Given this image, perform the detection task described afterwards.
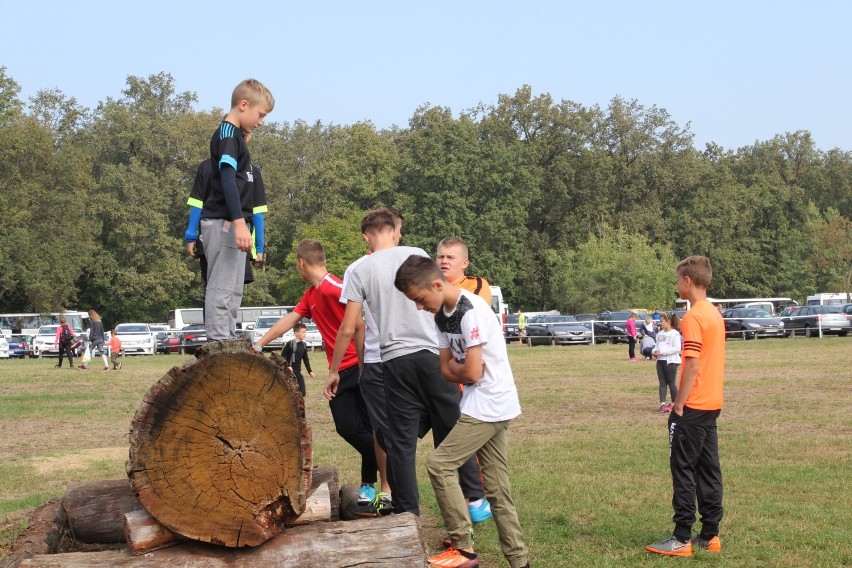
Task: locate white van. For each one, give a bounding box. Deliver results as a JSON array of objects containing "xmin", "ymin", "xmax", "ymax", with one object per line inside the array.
[{"xmin": 806, "ymin": 293, "xmax": 849, "ymax": 306}]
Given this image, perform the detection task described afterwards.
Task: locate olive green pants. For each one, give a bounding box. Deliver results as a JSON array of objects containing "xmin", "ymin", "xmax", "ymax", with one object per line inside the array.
[{"xmin": 427, "ymin": 414, "xmax": 529, "ymax": 568}]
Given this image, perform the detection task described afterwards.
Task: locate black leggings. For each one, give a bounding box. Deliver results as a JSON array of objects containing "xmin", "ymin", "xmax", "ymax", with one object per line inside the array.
[
  {"xmin": 656, "ymin": 360, "xmax": 679, "ymax": 403},
  {"xmin": 57, "ymin": 341, "xmax": 74, "ymax": 367}
]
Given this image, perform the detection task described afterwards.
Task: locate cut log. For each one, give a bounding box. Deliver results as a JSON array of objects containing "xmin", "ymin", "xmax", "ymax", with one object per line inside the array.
[
  {"xmin": 62, "ymin": 479, "xmax": 142, "ymax": 544},
  {"xmin": 126, "ymin": 340, "xmax": 313, "ymax": 547},
  {"xmin": 20, "ymin": 513, "xmax": 426, "ymax": 567},
  {"xmin": 125, "ymin": 482, "xmax": 332, "ymax": 554},
  {"xmin": 123, "ymin": 509, "xmax": 184, "ymax": 555}
]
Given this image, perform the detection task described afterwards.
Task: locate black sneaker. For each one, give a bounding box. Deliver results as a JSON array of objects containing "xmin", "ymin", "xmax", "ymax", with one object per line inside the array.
[{"xmin": 374, "ymin": 493, "xmax": 394, "ymax": 516}]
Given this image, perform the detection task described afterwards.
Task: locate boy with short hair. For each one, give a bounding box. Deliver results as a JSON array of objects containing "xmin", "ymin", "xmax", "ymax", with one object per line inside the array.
[
  {"xmin": 282, "ymin": 322, "xmax": 314, "ymax": 396},
  {"xmin": 394, "ymin": 255, "xmax": 530, "ymax": 568},
  {"xmin": 646, "ymin": 255, "xmax": 726, "ymax": 557},
  {"xmin": 330, "ymin": 209, "xmax": 485, "ymax": 518},
  {"xmin": 202, "ymin": 79, "xmax": 274, "ymax": 341},
  {"xmin": 106, "ymin": 330, "xmax": 122, "ymax": 370},
  {"xmin": 436, "ymin": 237, "xmax": 491, "ymax": 306},
  {"xmin": 254, "ymin": 239, "xmax": 380, "ymax": 511}
]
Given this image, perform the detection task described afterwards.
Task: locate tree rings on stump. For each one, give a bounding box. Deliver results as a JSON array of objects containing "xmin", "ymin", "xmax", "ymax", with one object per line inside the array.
[{"xmin": 126, "ymin": 340, "xmax": 312, "ymax": 547}]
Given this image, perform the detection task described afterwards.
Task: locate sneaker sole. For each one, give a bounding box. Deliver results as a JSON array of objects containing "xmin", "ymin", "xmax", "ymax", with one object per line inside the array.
[{"xmin": 645, "ymin": 545, "xmax": 692, "ymax": 557}]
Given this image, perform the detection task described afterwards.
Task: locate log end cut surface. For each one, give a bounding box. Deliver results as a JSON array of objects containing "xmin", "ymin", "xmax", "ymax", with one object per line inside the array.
[{"xmin": 126, "ymin": 340, "xmax": 312, "ymax": 547}]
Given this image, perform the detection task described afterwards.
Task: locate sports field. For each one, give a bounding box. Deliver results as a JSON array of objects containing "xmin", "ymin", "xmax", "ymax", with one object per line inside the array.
[{"xmin": 1, "ymin": 338, "xmax": 849, "ymax": 566}]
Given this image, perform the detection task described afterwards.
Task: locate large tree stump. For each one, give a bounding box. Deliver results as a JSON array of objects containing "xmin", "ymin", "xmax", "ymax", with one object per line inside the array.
[
  {"xmin": 19, "ymin": 513, "xmax": 426, "ymax": 567},
  {"xmin": 126, "ymin": 340, "xmax": 312, "ymax": 547}
]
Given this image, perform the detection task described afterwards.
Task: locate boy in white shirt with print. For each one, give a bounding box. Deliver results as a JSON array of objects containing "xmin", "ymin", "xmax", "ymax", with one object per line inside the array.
[{"xmin": 394, "ymin": 255, "xmax": 530, "ymax": 568}]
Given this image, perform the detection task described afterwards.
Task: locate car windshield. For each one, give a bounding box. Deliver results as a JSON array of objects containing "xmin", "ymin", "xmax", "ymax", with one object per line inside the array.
[
  {"xmin": 37, "ymin": 326, "xmax": 59, "ymax": 335},
  {"xmin": 741, "ymin": 309, "xmax": 771, "ymax": 318},
  {"xmin": 550, "ymin": 316, "xmax": 578, "ymax": 324},
  {"xmin": 256, "ymin": 316, "xmax": 280, "ymax": 328},
  {"xmin": 505, "ymin": 315, "xmax": 519, "ymax": 324},
  {"xmin": 117, "ymin": 325, "xmax": 149, "ymax": 333},
  {"xmin": 816, "ymin": 306, "xmax": 842, "ymax": 314},
  {"xmin": 606, "ymin": 312, "xmax": 633, "ymax": 321},
  {"xmin": 574, "ymin": 314, "xmax": 595, "ymax": 321}
]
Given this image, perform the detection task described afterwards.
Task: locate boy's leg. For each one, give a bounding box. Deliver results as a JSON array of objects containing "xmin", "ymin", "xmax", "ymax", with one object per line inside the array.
[
  {"xmin": 669, "ymin": 408, "xmax": 710, "ymax": 540},
  {"xmin": 415, "ymin": 354, "xmax": 484, "ymax": 503},
  {"xmin": 426, "ymin": 415, "xmax": 496, "ymax": 550},
  {"xmin": 328, "ymin": 366, "xmax": 377, "ymax": 484},
  {"xmin": 382, "ymin": 355, "xmax": 432, "ymax": 515},
  {"xmin": 358, "ymin": 363, "xmax": 392, "ymax": 494},
  {"xmin": 695, "ymin": 411, "xmax": 723, "ymax": 538},
  {"xmin": 476, "ymin": 418, "xmax": 529, "ymax": 568},
  {"xmin": 202, "ymin": 219, "xmax": 246, "ymax": 341}
]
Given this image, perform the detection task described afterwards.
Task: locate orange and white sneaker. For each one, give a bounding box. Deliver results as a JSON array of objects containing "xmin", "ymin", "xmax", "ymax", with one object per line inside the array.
[
  {"xmin": 428, "ymin": 547, "xmax": 480, "ymax": 567},
  {"xmin": 645, "ymin": 535, "xmax": 692, "ymax": 556},
  {"xmin": 691, "ymin": 534, "xmax": 722, "ymax": 552}
]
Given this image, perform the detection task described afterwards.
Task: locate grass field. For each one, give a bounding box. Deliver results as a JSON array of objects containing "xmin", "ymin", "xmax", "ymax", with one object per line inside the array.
[{"xmin": 1, "ymin": 338, "xmax": 850, "ymax": 566}]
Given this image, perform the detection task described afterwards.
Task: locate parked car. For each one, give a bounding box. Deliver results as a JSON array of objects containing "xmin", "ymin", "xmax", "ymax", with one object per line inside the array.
[
  {"xmin": 148, "ymin": 325, "xmax": 178, "ymax": 354},
  {"xmin": 778, "ymin": 306, "xmax": 801, "ymax": 319},
  {"xmin": 503, "ymin": 314, "xmax": 520, "ymax": 343},
  {"xmin": 0, "ymin": 335, "xmax": 8, "ymax": 359},
  {"xmin": 114, "ymin": 323, "xmax": 156, "ymax": 355},
  {"xmin": 842, "ymin": 304, "xmax": 852, "ymax": 317},
  {"xmin": 7, "ymin": 334, "xmax": 31, "ymax": 358},
  {"xmin": 784, "ymin": 306, "xmax": 851, "ymax": 337},
  {"xmin": 179, "ymin": 324, "xmax": 207, "ymax": 355},
  {"xmin": 573, "ymin": 314, "xmax": 609, "ymax": 344},
  {"xmin": 31, "ymin": 325, "xmax": 85, "ymax": 358},
  {"xmin": 525, "ymin": 315, "xmax": 593, "ymax": 346},
  {"xmin": 303, "ymin": 320, "xmax": 323, "ymax": 350},
  {"xmin": 722, "ymin": 308, "xmax": 786, "ymax": 339},
  {"xmin": 252, "ymin": 316, "xmax": 293, "ymax": 351},
  {"xmin": 598, "ymin": 311, "xmax": 633, "ymax": 343}
]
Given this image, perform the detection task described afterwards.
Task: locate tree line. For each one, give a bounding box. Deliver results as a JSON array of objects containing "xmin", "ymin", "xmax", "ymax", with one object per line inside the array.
[{"xmin": 1, "ymin": 69, "xmax": 849, "ymax": 327}]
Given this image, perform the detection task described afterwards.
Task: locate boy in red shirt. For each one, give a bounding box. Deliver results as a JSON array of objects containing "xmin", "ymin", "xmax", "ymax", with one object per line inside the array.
[
  {"xmin": 254, "ymin": 239, "xmax": 381, "ymax": 510},
  {"xmin": 646, "ymin": 256, "xmax": 725, "ymax": 557}
]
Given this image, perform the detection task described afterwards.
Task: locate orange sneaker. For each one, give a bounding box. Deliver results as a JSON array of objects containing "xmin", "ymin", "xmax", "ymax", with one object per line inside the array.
[
  {"xmin": 691, "ymin": 534, "xmax": 721, "ymax": 552},
  {"xmin": 645, "ymin": 536, "xmax": 692, "ymax": 556},
  {"xmin": 428, "ymin": 547, "xmax": 480, "ymax": 567}
]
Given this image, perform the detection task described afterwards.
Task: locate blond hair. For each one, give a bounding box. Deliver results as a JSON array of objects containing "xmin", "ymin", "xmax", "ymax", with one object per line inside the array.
[{"xmin": 231, "ymin": 79, "xmax": 275, "ymax": 111}]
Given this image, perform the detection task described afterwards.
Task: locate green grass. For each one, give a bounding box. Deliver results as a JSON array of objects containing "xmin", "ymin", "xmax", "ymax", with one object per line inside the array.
[{"xmin": 1, "ymin": 339, "xmax": 850, "ymax": 566}]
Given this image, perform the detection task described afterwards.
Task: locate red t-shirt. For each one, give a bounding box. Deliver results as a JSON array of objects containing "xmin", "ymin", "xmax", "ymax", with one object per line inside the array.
[{"xmin": 294, "ymin": 273, "xmax": 358, "ymax": 371}]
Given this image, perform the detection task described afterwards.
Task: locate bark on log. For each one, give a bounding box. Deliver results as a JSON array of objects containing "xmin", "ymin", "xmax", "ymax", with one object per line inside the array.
[
  {"xmin": 126, "ymin": 340, "xmax": 312, "ymax": 547},
  {"xmin": 0, "ymin": 498, "xmax": 66, "ymax": 568},
  {"xmin": 62, "ymin": 479, "xmax": 142, "ymax": 544},
  {"xmin": 19, "ymin": 513, "xmax": 426, "ymax": 567}
]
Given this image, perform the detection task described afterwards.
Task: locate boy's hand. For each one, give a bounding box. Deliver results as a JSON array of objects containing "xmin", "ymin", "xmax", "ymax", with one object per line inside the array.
[
  {"xmin": 252, "ymin": 253, "xmax": 265, "ymax": 266},
  {"xmin": 324, "ymin": 372, "xmax": 340, "ymax": 400},
  {"xmin": 234, "ymin": 222, "xmax": 252, "ymax": 252},
  {"xmin": 309, "ymin": 371, "xmax": 316, "ymax": 378}
]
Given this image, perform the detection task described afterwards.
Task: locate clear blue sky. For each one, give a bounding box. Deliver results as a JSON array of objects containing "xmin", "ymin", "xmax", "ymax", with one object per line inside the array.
[{"xmin": 2, "ymin": 0, "xmax": 849, "ymax": 151}]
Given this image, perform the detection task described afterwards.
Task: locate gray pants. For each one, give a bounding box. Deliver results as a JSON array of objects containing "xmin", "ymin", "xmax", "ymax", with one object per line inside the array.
[{"xmin": 200, "ymin": 218, "xmax": 246, "ymax": 340}]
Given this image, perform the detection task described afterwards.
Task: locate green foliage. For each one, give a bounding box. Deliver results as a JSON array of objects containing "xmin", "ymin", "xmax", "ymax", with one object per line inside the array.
[
  {"xmin": 550, "ymin": 226, "xmax": 678, "ymax": 313},
  {"xmin": 0, "ymin": 70, "xmax": 849, "ymax": 321}
]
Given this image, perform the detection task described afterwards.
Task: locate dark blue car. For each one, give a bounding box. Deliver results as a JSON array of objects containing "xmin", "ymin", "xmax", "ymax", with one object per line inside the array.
[{"xmin": 8, "ymin": 334, "xmax": 31, "ymax": 358}]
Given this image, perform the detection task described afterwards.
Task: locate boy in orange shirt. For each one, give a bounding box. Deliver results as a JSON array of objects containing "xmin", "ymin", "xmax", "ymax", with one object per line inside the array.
[
  {"xmin": 646, "ymin": 256, "xmax": 725, "ymax": 557},
  {"xmin": 106, "ymin": 331, "xmax": 123, "ymax": 370}
]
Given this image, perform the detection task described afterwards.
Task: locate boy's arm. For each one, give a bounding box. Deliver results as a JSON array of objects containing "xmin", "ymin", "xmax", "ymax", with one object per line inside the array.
[
  {"xmin": 302, "ymin": 347, "xmax": 312, "ymax": 375},
  {"xmin": 439, "ymin": 344, "xmax": 485, "ymax": 385},
  {"xmin": 251, "ymin": 207, "xmax": 266, "ymax": 264},
  {"xmin": 672, "ymin": 357, "xmax": 698, "ymax": 415},
  {"xmin": 184, "ymin": 204, "xmax": 203, "ymax": 256},
  {"xmin": 220, "ymin": 164, "xmax": 252, "ymax": 252},
  {"xmin": 256, "ymin": 312, "xmax": 302, "ymax": 349},
  {"xmin": 326, "ymin": 301, "xmax": 362, "ymax": 399}
]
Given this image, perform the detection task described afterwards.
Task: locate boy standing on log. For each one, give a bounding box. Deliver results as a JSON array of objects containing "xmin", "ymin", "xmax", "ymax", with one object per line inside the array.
[
  {"xmin": 202, "ymin": 79, "xmax": 273, "ymax": 341},
  {"xmin": 254, "ymin": 239, "xmax": 380, "ymax": 507},
  {"xmin": 394, "ymin": 255, "xmax": 530, "ymax": 568}
]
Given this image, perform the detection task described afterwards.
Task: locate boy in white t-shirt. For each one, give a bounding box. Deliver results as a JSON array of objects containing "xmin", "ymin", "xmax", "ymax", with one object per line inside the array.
[{"xmin": 394, "ymin": 255, "xmax": 530, "ymax": 568}]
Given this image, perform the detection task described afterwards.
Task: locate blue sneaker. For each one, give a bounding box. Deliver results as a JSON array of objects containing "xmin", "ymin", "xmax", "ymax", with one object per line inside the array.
[
  {"xmin": 468, "ymin": 499, "xmax": 492, "ymax": 523},
  {"xmin": 354, "ymin": 484, "xmax": 377, "ymax": 517}
]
